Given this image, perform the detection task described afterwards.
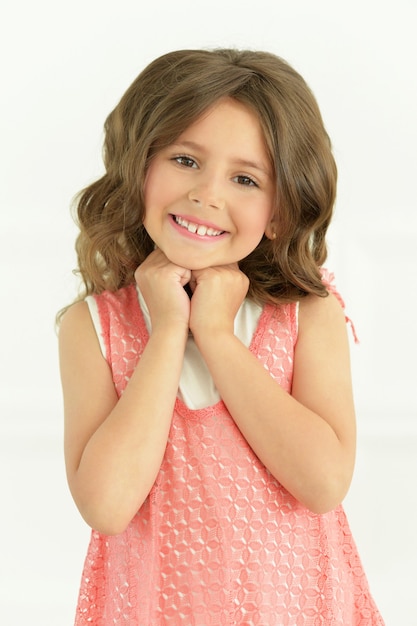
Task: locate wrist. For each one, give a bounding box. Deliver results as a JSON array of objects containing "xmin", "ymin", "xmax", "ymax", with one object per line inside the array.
[
  {"xmin": 151, "ymin": 318, "xmax": 190, "ymax": 340},
  {"xmin": 192, "ymin": 325, "xmax": 235, "ymax": 352}
]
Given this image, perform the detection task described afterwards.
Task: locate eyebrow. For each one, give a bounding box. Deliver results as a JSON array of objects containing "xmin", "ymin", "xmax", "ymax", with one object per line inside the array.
[{"xmin": 172, "ymin": 140, "xmax": 272, "ymax": 178}]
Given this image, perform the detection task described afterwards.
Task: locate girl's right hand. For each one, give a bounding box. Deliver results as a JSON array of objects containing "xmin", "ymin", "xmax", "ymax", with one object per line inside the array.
[{"xmin": 134, "ymin": 249, "xmax": 191, "ymax": 332}]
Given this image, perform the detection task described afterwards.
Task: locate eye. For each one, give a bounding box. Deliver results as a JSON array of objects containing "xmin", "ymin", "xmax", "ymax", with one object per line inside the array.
[
  {"xmin": 172, "ymin": 155, "xmax": 198, "ymax": 168},
  {"xmin": 234, "ymin": 174, "xmax": 259, "ymax": 187}
]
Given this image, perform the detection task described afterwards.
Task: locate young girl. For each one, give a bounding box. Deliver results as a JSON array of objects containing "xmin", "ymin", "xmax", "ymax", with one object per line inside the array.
[{"xmin": 59, "ymin": 49, "xmax": 384, "ymax": 625}]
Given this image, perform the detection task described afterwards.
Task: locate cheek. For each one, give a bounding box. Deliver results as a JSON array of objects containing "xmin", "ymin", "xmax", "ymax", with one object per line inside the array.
[
  {"xmin": 144, "ymin": 167, "xmax": 183, "ymax": 211},
  {"xmin": 143, "ymin": 167, "xmax": 158, "ymax": 206},
  {"xmin": 243, "ymin": 206, "xmax": 273, "ymax": 237}
]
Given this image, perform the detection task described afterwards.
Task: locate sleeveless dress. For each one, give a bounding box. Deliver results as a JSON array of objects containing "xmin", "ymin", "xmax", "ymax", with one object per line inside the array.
[{"xmin": 74, "ymin": 282, "xmax": 384, "ymax": 625}]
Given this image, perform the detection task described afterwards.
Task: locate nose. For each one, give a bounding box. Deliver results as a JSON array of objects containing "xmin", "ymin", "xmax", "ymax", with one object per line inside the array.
[{"xmin": 187, "ymin": 179, "xmax": 225, "ymax": 211}]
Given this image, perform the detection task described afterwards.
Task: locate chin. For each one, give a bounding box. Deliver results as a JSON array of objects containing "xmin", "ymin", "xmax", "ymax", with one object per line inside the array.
[{"xmin": 162, "ymin": 250, "xmax": 214, "ymax": 271}]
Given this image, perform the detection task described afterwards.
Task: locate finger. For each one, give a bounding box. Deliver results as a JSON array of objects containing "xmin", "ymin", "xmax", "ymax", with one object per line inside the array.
[{"xmin": 177, "ymin": 267, "xmax": 192, "ymax": 286}]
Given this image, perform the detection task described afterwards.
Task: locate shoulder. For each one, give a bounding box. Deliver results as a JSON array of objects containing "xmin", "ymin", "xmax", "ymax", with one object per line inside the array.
[
  {"xmin": 299, "ymin": 292, "xmax": 345, "ymax": 325},
  {"xmin": 59, "ymin": 298, "xmax": 115, "ymax": 408},
  {"xmin": 59, "ymin": 300, "xmax": 91, "ymax": 334},
  {"xmin": 59, "ymin": 300, "xmax": 101, "ymax": 355},
  {"xmin": 294, "ymin": 292, "xmax": 351, "ymax": 388},
  {"xmin": 297, "ymin": 292, "xmax": 348, "ymax": 352}
]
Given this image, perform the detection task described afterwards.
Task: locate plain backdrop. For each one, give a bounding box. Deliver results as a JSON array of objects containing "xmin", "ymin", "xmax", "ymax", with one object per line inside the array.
[{"xmin": 1, "ymin": 0, "xmax": 416, "ymax": 624}]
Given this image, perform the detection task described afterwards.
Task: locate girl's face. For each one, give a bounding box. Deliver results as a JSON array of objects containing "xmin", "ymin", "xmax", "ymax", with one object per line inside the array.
[{"xmin": 143, "ymin": 98, "xmax": 276, "ymax": 270}]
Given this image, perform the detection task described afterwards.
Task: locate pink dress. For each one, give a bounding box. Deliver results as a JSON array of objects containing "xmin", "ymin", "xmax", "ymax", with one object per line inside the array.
[{"xmin": 74, "ymin": 283, "xmax": 384, "ymax": 625}]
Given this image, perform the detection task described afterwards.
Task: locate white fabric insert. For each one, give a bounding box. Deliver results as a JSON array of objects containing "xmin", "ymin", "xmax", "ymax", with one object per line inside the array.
[{"xmin": 86, "ymin": 287, "xmax": 262, "ymax": 410}]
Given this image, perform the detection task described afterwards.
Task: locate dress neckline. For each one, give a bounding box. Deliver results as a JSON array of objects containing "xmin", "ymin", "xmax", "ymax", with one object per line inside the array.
[{"xmin": 129, "ymin": 283, "xmax": 276, "ymax": 418}]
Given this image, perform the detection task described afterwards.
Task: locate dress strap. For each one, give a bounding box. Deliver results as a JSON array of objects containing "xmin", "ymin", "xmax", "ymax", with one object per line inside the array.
[{"xmin": 321, "ymin": 268, "xmax": 359, "ymax": 343}]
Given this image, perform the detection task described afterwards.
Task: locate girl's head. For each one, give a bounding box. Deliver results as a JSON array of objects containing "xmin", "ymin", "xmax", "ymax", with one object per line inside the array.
[{"xmin": 75, "ymin": 48, "xmax": 337, "ymax": 302}]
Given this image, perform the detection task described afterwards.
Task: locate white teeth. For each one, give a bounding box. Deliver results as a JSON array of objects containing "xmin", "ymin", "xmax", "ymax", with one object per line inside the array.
[{"xmin": 174, "ymin": 216, "xmax": 223, "ymax": 237}]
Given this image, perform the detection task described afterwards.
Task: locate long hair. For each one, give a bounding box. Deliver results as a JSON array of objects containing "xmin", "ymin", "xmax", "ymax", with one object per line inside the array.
[{"xmin": 71, "ymin": 48, "xmax": 337, "ymax": 308}]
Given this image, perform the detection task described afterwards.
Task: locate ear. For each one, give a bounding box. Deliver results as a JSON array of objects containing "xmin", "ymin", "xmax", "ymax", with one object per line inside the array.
[{"xmin": 264, "ymin": 221, "xmax": 277, "ymax": 240}]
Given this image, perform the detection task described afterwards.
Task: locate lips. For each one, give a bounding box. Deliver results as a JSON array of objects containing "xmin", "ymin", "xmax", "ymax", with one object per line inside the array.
[{"xmin": 172, "ymin": 215, "xmax": 225, "ymax": 237}]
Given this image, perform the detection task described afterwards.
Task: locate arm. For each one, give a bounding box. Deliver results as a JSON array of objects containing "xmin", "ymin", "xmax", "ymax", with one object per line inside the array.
[
  {"xmin": 59, "ymin": 251, "xmax": 190, "ymax": 535},
  {"xmin": 190, "ymin": 267, "xmax": 356, "ymax": 514}
]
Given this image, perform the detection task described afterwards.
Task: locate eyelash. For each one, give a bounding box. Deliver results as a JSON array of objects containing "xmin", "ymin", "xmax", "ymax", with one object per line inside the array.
[{"xmin": 172, "ymin": 155, "xmax": 259, "ymax": 188}]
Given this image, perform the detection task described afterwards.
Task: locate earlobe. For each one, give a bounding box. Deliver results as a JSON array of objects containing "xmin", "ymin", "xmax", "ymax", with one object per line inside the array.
[{"xmin": 265, "ymin": 223, "xmax": 277, "ymax": 240}]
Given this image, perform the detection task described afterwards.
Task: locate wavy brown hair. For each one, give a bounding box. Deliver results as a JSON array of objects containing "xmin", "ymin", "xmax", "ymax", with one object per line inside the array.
[{"xmin": 69, "ymin": 48, "xmax": 337, "ymax": 310}]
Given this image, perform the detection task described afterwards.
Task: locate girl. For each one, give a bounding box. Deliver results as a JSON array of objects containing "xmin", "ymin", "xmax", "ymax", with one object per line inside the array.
[{"xmin": 59, "ymin": 49, "xmax": 384, "ymax": 625}]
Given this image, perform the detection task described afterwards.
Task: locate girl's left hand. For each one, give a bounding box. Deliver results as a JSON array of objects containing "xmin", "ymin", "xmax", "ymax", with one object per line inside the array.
[{"xmin": 189, "ymin": 264, "xmax": 249, "ymax": 338}]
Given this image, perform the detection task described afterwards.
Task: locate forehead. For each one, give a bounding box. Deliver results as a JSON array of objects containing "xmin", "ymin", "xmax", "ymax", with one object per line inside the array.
[{"xmin": 180, "ymin": 97, "xmax": 262, "ymax": 134}]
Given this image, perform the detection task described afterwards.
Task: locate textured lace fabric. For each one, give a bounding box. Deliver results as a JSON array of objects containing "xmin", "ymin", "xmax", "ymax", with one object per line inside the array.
[{"xmin": 75, "ymin": 283, "xmax": 384, "ymax": 625}]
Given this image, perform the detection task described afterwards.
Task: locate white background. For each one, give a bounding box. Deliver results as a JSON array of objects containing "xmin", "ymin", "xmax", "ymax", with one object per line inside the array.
[{"xmin": 1, "ymin": 0, "xmax": 416, "ymax": 624}]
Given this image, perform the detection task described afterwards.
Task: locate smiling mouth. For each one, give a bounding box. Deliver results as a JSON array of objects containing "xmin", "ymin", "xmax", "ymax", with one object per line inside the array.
[{"xmin": 172, "ymin": 215, "xmax": 225, "ymax": 237}]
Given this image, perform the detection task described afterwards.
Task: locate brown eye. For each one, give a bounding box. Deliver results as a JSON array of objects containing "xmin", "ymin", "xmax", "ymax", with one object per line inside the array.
[
  {"xmin": 173, "ymin": 156, "xmax": 197, "ymax": 168},
  {"xmin": 234, "ymin": 175, "xmax": 258, "ymax": 187}
]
